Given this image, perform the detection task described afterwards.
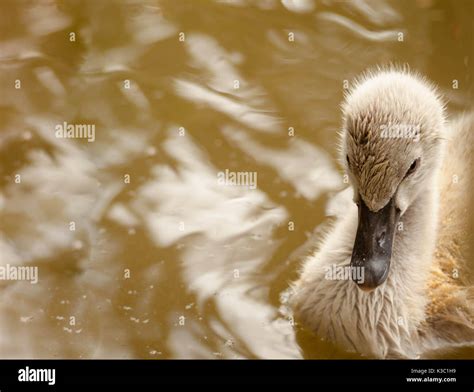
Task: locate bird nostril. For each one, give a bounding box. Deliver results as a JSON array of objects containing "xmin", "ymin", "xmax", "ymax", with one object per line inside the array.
[{"xmin": 377, "ymin": 231, "xmax": 386, "ymax": 247}]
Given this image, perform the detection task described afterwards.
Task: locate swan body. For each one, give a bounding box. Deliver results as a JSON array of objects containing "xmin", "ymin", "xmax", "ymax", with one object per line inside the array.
[{"xmin": 291, "ymin": 68, "xmax": 474, "ymax": 358}]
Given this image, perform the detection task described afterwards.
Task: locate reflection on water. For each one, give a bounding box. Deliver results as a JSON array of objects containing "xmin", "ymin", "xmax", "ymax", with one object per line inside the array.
[{"xmin": 0, "ymin": 0, "xmax": 472, "ymax": 358}]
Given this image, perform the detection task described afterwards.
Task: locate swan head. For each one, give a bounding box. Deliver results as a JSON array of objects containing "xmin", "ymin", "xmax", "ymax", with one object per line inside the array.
[{"xmin": 341, "ymin": 69, "xmax": 445, "ymax": 291}]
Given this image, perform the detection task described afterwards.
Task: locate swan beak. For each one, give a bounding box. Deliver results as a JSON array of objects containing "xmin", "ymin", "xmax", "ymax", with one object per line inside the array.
[{"xmin": 350, "ymin": 197, "xmax": 400, "ymax": 291}]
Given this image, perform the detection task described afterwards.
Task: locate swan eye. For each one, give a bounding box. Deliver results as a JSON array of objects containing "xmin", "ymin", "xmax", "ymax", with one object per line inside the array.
[{"xmin": 405, "ymin": 158, "xmax": 420, "ymax": 178}]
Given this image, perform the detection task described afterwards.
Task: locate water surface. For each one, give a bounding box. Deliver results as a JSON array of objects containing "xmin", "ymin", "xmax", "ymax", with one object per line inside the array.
[{"xmin": 0, "ymin": 0, "xmax": 472, "ymax": 358}]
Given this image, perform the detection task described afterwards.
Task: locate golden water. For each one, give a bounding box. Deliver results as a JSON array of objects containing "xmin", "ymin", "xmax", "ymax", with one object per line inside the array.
[{"xmin": 0, "ymin": 0, "xmax": 472, "ymax": 358}]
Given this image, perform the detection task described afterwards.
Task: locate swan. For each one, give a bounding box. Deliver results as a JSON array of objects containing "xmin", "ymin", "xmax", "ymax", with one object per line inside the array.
[{"xmin": 291, "ymin": 67, "xmax": 474, "ymax": 358}]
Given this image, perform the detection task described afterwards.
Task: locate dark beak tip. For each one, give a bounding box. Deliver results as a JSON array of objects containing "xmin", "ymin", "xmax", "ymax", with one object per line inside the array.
[
  {"xmin": 355, "ymin": 283, "xmax": 377, "ymax": 292},
  {"xmin": 351, "ymin": 260, "xmax": 390, "ymax": 291}
]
